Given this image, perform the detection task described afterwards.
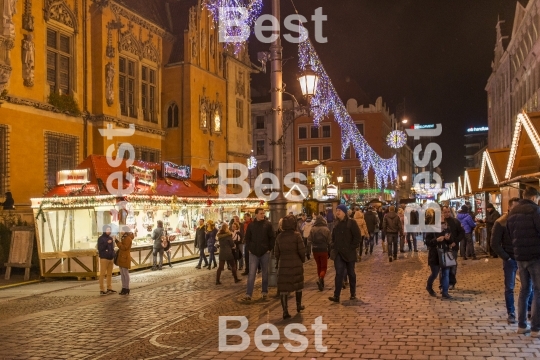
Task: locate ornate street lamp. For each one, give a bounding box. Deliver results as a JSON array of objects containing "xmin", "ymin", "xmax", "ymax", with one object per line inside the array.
[{"xmin": 298, "ymin": 65, "xmax": 319, "ymax": 101}]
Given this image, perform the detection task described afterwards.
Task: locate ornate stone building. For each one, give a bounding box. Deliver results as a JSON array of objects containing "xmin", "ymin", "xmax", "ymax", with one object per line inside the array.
[
  {"xmin": 487, "ymin": 0, "xmax": 540, "ymax": 149},
  {"xmin": 0, "ymin": 0, "xmax": 253, "ymax": 206}
]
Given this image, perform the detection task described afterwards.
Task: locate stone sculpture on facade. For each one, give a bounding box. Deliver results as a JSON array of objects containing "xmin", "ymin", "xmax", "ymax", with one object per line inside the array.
[
  {"xmin": 2, "ymin": 0, "xmax": 17, "ymax": 37},
  {"xmin": 105, "ymin": 62, "xmax": 114, "ymax": 106},
  {"xmin": 22, "ymin": 33, "xmax": 35, "ymax": 87}
]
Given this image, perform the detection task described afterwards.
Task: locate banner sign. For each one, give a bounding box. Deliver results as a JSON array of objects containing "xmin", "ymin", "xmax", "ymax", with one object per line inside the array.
[
  {"xmin": 129, "ymin": 166, "xmax": 156, "ymax": 186},
  {"xmin": 57, "ymin": 169, "xmax": 90, "ymax": 185},
  {"xmin": 204, "ymin": 174, "xmax": 219, "ymax": 187},
  {"xmin": 162, "ymin": 161, "xmax": 191, "ymax": 180}
]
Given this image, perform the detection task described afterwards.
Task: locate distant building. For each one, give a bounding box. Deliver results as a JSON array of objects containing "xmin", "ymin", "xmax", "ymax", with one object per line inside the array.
[
  {"xmin": 465, "ymin": 127, "xmax": 488, "ymax": 170},
  {"xmin": 487, "ymin": 0, "xmax": 540, "ymax": 149}
]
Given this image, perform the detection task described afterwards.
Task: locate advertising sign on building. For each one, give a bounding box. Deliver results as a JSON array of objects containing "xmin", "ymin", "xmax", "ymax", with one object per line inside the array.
[
  {"xmin": 129, "ymin": 166, "xmax": 156, "ymax": 186},
  {"xmin": 56, "ymin": 169, "xmax": 90, "ymax": 185}
]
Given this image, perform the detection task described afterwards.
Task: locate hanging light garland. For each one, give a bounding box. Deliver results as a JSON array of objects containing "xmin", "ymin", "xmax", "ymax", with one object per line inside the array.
[
  {"xmin": 299, "ymin": 40, "xmax": 397, "ymax": 188},
  {"xmin": 202, "ymin": 0, "xmax": 264, "ymax": 54},
  {"xmin": 386, "ymin": 130, "xmax": 407, "ymax": 149}
]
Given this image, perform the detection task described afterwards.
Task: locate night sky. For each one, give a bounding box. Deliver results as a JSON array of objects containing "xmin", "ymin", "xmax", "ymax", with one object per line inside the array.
[{"xmin": 249, "ymin": 0, "xmax": 526, "ymax": 182}]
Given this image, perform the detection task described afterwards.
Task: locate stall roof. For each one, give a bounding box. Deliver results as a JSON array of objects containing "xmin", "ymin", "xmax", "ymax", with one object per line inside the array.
[
  {"xmin": 457, "ymin": 176, "xmax": 464, "ymax": 197},
  {"xmin": 44, "ymin": 155, "xmax": 217, "ymax": 198},
  {"xmin": 463, "ymin": 169, "xmax": 480, "ymax": 195},
  {"xmin": 506, "ymin": 111, "xmax": 540, "ymax": 180},
  {"xmin": 479, "ymin": 149, "xmax": 509, "ymax": 190}
]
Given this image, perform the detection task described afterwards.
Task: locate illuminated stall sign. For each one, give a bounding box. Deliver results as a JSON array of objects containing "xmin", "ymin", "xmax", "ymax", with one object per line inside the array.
[
  {"xmin": 57, "ymin": 169, "xmax": 90, "ymax": 185},
  {"xmin": 162, "ymin": 162, "xmax": 191, "ymax": 180},
  {"xmin": 326, "ymin": 184, "xmax": 338, "ymax": 198},
  {"xmin": 129, "ymin": 166, "xmax": 156, "ymax": 186},
  {"xmin": 204, "ymin": 174, "xmax": 219, "ymax": 187}
]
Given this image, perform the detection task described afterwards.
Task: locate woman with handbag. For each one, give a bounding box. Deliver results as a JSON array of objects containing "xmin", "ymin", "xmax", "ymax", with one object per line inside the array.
[
  {"xmin": 231, "ymin": 222, "xmax": 243, "ymax": 270},
  {"xmin": 215, "ymin": 223, "xmax": 241, "ymax": 285},
  {"xmin": 206, "ymin": 220, "xmax": 218, "ymax": 269},
  {"xmin": 425, "ymin": 214, "xmax": 457, "ymax": 299},
  {"xmin": 115, "ymin": 226, "xmax": 134, "ymax": 295}
]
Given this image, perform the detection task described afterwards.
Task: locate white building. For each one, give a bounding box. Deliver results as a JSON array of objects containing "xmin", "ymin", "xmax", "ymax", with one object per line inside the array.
[{"xmin": 487, "ymin": 0, "xmax": 540, "ymax": 149}]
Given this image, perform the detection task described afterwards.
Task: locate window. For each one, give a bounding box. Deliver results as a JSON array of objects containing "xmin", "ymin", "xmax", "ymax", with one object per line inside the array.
[
  {"xmin": 342, "ymin": 169, "xmax": 351, "ymax": 183},
  {"xmin": 299, "ymin": 147, "xmax": 308, "ymax": 162},
  {"xmin": 256, "ymin": 116, "xmax": 265, "ymax": 129},
  {"xmin": 47, "ymin": 29, "xmax": 72, "ymax": 94},
  {"xmin": 140, "ymin": 148, "xmax": 160, "ymax": 162},
  {"xmin": 310, "ymin": 126, "xmax": 319, "ymax": 138},
  {"xmin": 299, "ymin": 170, "xmax": 308, "ymax": 185},
  {"xmin": 0, "ymin": 125, "xmax": 7, "ymax": 194},
  {"xmin": 344, "ymin": 145, "xmax": 351, "ymax": 159},
  {"xmin": 322, "ymin": 146, "xmax": 331, "ymax": 160},
  {"xmin": 119, "ymin": 56, "xmax": 136, "ymax": 118},
  {"xmin": 322, "ymin": 125, "xmax": 331, "ymax": 138},
  {"xmin": 298, "ymin": 126, "xmax": 307, "ymax": 139},
  {"xmin": 236, "ymin": 99, "xmax": 244, "ymax": 127},
  {"xmin": 355, "ymin": 168, "xmax": 364, "ymax": 183},
  {"xmin": 46, "ymin": 132, "xmax": 78, "ymax": 189},
  {"xmin": 310, "ymin": 147, "xmax": 319, "ymax": 161},
  {"xmin": 142, "ymin": 66, "xmax": 157, "ymax": 122},
  {"xmin": 256, "ymin": 140, "xmax": 265, "ymax": 155},
  {"xmin": 167, "ymin": 103, "xmax": 179, "ymax": 128},
  {"xmin": 355, "ymin": 123, "xmax": 364, "ymax": 136}
]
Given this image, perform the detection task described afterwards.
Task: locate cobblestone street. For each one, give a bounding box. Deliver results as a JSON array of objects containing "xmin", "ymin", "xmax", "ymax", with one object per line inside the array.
[{"xmin": 1, "ymin": 240, "xmax": 540, "ymax": 359}]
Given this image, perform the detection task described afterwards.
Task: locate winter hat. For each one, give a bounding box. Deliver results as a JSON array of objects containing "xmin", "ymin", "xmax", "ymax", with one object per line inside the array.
[
  {"xmin": 460, "ymin": 205, "xmax": 468, "ymax": 212},
  {"xmin": 336, "ymin": 204, "xmax": 348, "ymax": 214},
  {"xmin": 486, "ymin": 203, "xmax": 494, "ymax": 209}
]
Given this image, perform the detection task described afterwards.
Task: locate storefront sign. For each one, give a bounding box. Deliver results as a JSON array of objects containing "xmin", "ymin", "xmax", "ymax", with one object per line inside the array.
[
  {"xmin": 129, "ymin": 166, "xmax": 156, "ymax": 186},
  {"xmin": 204, "ymin": 174, "xmax": 219, "ymax": 187},
  {"xmin": 326, "ymin": 184, "xmax": 338, "ymax": 198},
  {"xmin": 467, "ymin": 126, "xmax": 488, "ymax": 133},
  {"xmin": 57, "ymin": 169, "xmax": 90, "ymax": 185},
  {"xmin": 162, "ymin": 161, "xmax": 191, "ymax": 180},
  {"xmin": 412, "ymin": 124, "xmax": 435, "ymax": 129}
]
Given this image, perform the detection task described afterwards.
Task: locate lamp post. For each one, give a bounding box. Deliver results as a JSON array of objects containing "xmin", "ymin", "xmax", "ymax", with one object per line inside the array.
[
  {"xmin": 267, "ymin": 0, "xmax": 319, "ymax": 287},
  {"xmin": 337, "ymin": 176, "xmax": 343, "ymax": 204}
]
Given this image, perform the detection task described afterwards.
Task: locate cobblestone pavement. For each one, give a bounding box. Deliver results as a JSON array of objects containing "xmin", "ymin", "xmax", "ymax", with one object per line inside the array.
[{"xmin": 1, "ymin": 239, "xmax": 540, "ymax": 359}]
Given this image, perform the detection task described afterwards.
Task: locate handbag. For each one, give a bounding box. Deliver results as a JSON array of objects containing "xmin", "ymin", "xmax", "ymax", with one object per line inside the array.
[
  {"xmin": 113, "ymin": 249, "xmax": 119, "ymax": 266},
  {"xmin": 437, "ymin": 247, "xmax": 456, "ymax": 268}
]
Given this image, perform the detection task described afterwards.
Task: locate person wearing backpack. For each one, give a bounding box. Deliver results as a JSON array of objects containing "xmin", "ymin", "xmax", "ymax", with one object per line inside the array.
[
  {"xmin": 328, "ymin": 204, "xmax": 362, "ymax": 303},
  {"xmin": 308, "ymin": 215, "xmax": 331, "ymax": 291}
]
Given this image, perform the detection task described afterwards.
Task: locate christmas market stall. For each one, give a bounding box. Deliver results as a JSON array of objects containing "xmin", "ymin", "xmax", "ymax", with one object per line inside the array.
[
  {"xmin": 31, "ymin": 155, "xmax": 260, "ymax": 279},
  {"xmin": 478, "ymin": 149, "xmax": 509, "ymax": 213},
  {"xmin": 500, "ymin": 111, "xmax": 540, "ymax": 212}
]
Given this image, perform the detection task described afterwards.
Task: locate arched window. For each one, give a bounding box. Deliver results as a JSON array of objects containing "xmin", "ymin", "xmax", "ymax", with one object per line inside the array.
[{"xmin": 168, "ymin": 103, "xmax": 179, "ymax": 127}]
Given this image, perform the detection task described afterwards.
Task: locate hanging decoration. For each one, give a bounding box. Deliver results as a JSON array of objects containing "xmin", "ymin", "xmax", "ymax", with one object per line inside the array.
[
  {"xmin": 386, "ymin": 130, "xmax": 407, "ymax": 149},
  {"xmin": 247, "ymin": 155, "xmax": 257, "ymax": 170},
  {"xmin": 299, "ymin": 39, "xmax": 397, "ymax": 188},
  {"xmin": 202, "ymin": 0, "xmax": 263, "ymax": 54}
]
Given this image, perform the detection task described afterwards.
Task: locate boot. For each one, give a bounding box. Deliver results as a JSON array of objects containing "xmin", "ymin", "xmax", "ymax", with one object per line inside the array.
[
  {"xmin": 320, "ymin": 277, "xmax": 324, "ymax": 289},
  {"xmin": 216, "ymin": 268, "xmax": 222, "ymax": 285},
  {"xmin": 119, "ymin": 288, "xmax": 126, "ymax": 295},
  {"xmin": 317, "ymin": 277, "xmax": 323, "ymax": 291},
  {"xmin": 296, "ymin": 291, "xmax": 305, "ymax": 312},
  {"xmin": 281, "ymin": 294, "xmax": 291, "ymax": 319},
  {"xmin": 125, "ymin": 289, "xmax": 130, "ymax": 295}
]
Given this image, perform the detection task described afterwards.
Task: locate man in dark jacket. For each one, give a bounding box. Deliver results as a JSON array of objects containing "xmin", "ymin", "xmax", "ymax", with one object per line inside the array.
[
  {"xmin": 328, "ymin": 204, "xmax": 362, "ymax": 303},
  {"xmin": 492, "ymin": 197, "xmax": 533, "ymax": 324},
  {"xmin": 507, "ymin": 186, "xmax": 540, "ymax": 336},
  {"xmin": 98, "ymin": 224, "xmax": 115, "ymax": 295},
  {"xmin": 486, "ymin": 203, "xmax": 501, "ymax": 258},
  {"xmin": 383, "ymin": 206, "xmax": 403, "ymax": 262},
  {"xmin": 242, "ymin": 208, "xmax": 275, "ymax": 302},
  {"xmin": 441, "ymin": 206, "xmax": 464, "ymax": 289},
  {"xmin": 364, "ymin": 207, "xmax": 379, "ymax": 253},
  {"xmin": 152, "ymin": 220, "xmax": 165, "ymax": 271},
  {"xmin": 195, "ymin": 219, "xmax": 208, "ymax": 269}
]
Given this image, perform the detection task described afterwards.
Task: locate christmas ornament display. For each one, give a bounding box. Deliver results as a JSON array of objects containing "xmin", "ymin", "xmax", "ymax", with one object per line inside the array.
[{"xmin": 386, "ymin": 130, "xmax": 407, "ymax": 149}]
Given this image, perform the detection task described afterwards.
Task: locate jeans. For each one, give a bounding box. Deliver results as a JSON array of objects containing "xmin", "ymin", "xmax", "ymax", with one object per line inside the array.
[
  {"xmin": 387, "ymin": 233, "xmax": 398, "ymax": 258},
  {"xmin": 333, "ymin": 253, "xmax": 356, "ymax": 298},
  {"xmin": 428, "ymin": 265, "xmax": 450, "ymax": 294},
  {"xmin": 502, "ymin": 259, "xmax": 533, "ymax": 315},
  {"xmin": 237, "ymin": 244, "xmax": 244, "ymax": 269},
  {"xmin": 374, "ymin": 231, "xmax": 379, "ymax": 245},
  {"xmin": 246, "ymin": 252, "xmax": 270, "ymax": 297},
  {"xmin": 364, "ymin": 233, "xmax": 374, "ymax": 253},
  {"xmin": 209, "ymin": 250, "xmax": 217, "ymax": 267},
  {"xmin": 517, "ymin": 258, "xmax": 540, "ymax": 331},
  {"xmin": 313, "ymin": 251, "xmax": 328, "ymax": 278},
  {"xmin": 119, "ymin": 267, "xmax": 130, "ymax": 289},
  {"xmin": 99, "ymin": 258, "xmax": 113, "ymax": 291},
  {"xmin": 406, "ymin": 232, "xmax": 417, "ymax": 251},
  {"xmin": 381, "ymin": 229, "xmax": 386, "ymax": 242},
  {"xmin": 165, "ymin": 250, "xmax": 172, "ymax": 265},
  {"xmin": 153, "ymin": 247, "xmax": 164, "ymax": 268},
  {"xmin": 197, "ymin": 248, "xmax": 208, "ymax": 267},
  {"xmin": 244, "ymin": 245, "xmax": 250, "ymax": 272},
  {"xmin": 460, "ymin": 233, "xmax": 475, "ymax": 258}
]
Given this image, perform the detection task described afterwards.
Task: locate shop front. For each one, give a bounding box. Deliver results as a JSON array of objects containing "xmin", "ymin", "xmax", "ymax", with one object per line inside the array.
[{"xmin": 31, "ymin": 155, "xmax": 260, "ymax": 279}]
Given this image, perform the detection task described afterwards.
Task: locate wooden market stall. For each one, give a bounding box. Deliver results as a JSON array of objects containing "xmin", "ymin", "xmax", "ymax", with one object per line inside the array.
[
  {"xmin": 478, "ymin": 148, "xmax": 509, "ymax": 213},
  {"xmin": 31, "ymin": 155, "xmax": 260, "ymax": 279}
]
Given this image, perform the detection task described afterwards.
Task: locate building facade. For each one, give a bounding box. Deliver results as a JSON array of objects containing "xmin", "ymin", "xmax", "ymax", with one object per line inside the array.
[
  {"xmin": 0, "ymin": 0, "xmax": 252, "ymax": 206},
  {"xmin": 465, "ymin": 129, "xmax": 488, "ymax": 170},
  {"xmin": 487, "ymin": 0, "xmax": 540, "ymax": 149}
]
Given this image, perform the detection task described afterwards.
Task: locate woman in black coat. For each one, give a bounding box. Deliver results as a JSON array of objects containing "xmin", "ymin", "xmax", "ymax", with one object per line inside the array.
[
  {"xmin": 425, "ymin": 215, "xmax": 458, "ymax": 299},
  {"xmin": 275, "ymin": 215, "xmax": 306, "ymax": 319}
]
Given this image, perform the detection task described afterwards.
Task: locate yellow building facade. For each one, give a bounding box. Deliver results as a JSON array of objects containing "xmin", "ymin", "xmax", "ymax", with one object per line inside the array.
[{"xmin": 0, "ymin": 0, "xmax": 253, "ymax": 208}]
